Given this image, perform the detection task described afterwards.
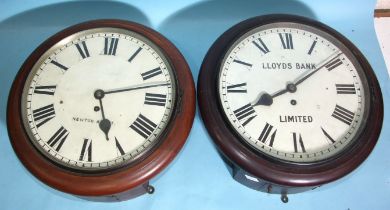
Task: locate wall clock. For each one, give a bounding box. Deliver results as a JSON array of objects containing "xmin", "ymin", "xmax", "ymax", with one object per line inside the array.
[
  {"xmin": 7, "ymin": 19, "xmax": 195, "ymax": 201},
  {"xmin": 198, "ymin": 14, "xmax": 383, "ymax": 202}
]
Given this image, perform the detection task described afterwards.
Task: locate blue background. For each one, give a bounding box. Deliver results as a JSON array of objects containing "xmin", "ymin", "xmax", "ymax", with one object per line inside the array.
[{"xmin": 1, "ymin": 0, "xmax": 389, "ymax": 209}]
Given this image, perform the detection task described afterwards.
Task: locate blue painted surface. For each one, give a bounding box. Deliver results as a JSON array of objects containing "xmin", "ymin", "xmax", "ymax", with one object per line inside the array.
[{"xmin": 0, "ymin": 0, "xmax": 389, "ymax": 209}]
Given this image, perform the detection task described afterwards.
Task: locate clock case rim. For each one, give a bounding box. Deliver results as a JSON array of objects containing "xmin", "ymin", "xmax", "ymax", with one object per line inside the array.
[
  {"xmin": 198, "ymin": 14, "xmax": 383, "ymax": 188},
  {"xmin": 7, "ymin": 19, "xmax": 196, "ymax": 197}
]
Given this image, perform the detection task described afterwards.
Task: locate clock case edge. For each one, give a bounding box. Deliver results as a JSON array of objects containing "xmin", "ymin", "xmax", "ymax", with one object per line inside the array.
[
  {"xmin": 7, "ymin": 19, "xmax": 196, "ymax": 201},
  {"xmin": 197, "ymin": 14, "xmax": 383, "ymax": 194}
]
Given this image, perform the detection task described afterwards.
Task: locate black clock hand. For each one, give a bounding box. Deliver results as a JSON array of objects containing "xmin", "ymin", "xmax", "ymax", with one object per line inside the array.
[
  {"xmin": 252, "ymin": 84, "xmax": 295, "ymax": 106},
  {"xmin": 104, "ymin": 82, "xmax": 170, "ymax": 95},
  {"xmin": 93, "ymin": 82, "xmax": 169, "ymax": 138},
  {"xmin": 253, "ymin": 51, "xmax": 342, "ymax": 106},
  {"xmin": 94, "ymin": 90, "xmax": 111, "ymax": 141},
  {"xmin": 293, "ymin": 51, "xmax": 342, "ymax": 86}
]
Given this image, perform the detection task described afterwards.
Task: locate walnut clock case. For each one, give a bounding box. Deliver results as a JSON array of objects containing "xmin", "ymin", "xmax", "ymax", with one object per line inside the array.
[
  {"xmin": 7, "ymin": 20, "xmax": 195, "ymax": 201},
  {"xmin": 198, "ymin": 15, "xmax": 383, "ymax": 201}
]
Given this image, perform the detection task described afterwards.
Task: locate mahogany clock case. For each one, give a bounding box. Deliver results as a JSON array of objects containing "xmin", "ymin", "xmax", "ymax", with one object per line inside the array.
[
  {"xmin": 7, "ymin": 19, "xmax": 196, "ymax": 201},
  {"xmin": 198, "ymin": 14, "xmax": 383, "ymax": 193}
]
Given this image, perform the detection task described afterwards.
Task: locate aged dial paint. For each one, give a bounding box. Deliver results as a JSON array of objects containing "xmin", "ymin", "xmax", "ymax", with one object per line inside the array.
[
  {"xmin": 22, "ymin": 28, "xmax": 176, "ymax": 171},
  {"xmin": 219, "ymin": 23, "xmax": 368, "ymax": 162}
]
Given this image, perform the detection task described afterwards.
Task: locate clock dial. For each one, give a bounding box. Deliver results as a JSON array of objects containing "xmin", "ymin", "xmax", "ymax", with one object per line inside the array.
[
  {"xmin": 8, "ymin": 20, "xmax": 195, "ymax": 200},
  {"xmin": 21, "ymin": 28, "xmax": 176, "ymax": 171},
  {"xmin": 218, "ymin": 23, "xmax": 368, "ymax": 162},
  {"xmin": 199, "ymin": 14, "xmax": 382, "ymax": 196}
]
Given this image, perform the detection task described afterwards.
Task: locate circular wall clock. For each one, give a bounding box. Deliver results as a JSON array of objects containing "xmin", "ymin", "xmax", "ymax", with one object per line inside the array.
[
  {"xmin": 7, "ymin": 19, "xmax": 195, "ymax": 201},
  {"xmin": 198, "ymin": 14, "xmax": 383, "ymax": 202}
]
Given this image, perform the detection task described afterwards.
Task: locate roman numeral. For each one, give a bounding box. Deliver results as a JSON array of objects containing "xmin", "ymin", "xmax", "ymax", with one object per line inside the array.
[
  {"xmin": 233, "ymin": 59, "xmax": 252, "ymax": 67},
  {"xmin": 308, "ymin": 40, "xmax": 317, "ymax": 55},
  {"xmin": 104, "ymin": 37, "xmax": 119, "ymax": 55},
  {"xmin": 325, "ymin": 58, "xmax": 342, "ymax": 71},
  {"xmin": 32, "ymin": 104, "xmax": 55, "ymax": 128},
  {"xmin": 79, "ymin": 138, "xmax": 92, "ymax": 162},
  {"xmin": 332, "ymin": 104, "xmax": 355, "ymax": 125},
  {"xmin": 233, "ymin": 103, "xmax": 257, "ymax": 126},
  {"xmin": 130, "ymin": 114, "xmax": 157, "ymax": 139},
  {"xmin": 128, "ymin": 47, "xmax": 142, "ymax": 62},
  {"xmin": 50, "ymin": 60, "xmax": 68, "ymax": 71},
  {"xmin": 145, "ymin": 93, "xmax": 167, "ymax": 106},
  {"xmin": 321, "ymin": 127, "xmax": 335, "ymax": 144},
  {"xmin": 279, "ymin": 33, "xmax": 293, "ymax": 49},
  {"xmin": 252, "ymin": 38, "xmax": 270, "ymax": 54},
  {"xmin": 34, "ymin": 85, "xmax": 56, "ymax": 95},
  {"xmin": 115, "ymin": 137, "xmax": 125, "ymax": 156},
  {"xmin": 75, "ymin": 41, "xmax": 90, "ymax": 59},
  {"xmin": 293, "ymin": 132, "xmax": 306, "ymax": 153},
  {"xmin": 336, "ymin": 84, "xmax": 356, "ymax": 94},
  {"xmin": 258, "ymin": 123, "xmax": 277, "ymax": 147},
  {"xmin": 47, "ymin": 126, "xmax": 69, "ymax": 152},
  {"xmin": 141, "ymin": 67, "xmax": 162, "ymax": 80},
  {"xmin": 227, "ymin": 83, "xmax": 247, "ymax": 93}
]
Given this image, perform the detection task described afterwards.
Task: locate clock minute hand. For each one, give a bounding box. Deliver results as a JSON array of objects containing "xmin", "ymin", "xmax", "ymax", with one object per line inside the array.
[
  {"xmin": 104, "ymin": 82, "xmax": 170, "ymax": 95},
  {"xmin": 293, "ymin": 51, "xmax": 342, "ymax": 86}
]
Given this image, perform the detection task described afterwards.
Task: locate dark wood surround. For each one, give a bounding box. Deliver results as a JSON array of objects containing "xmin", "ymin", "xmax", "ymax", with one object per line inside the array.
[{"xmin": 197, "ymin": 15, "xmax": 383, "ymax": 194}]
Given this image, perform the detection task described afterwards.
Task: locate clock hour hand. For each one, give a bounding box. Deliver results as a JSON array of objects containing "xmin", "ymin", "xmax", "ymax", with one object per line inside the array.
[
  {"xmin": 94, "ymin": 89, "xmax": 111, "ymax": 141},
  {"xmin": 252, "ymin": 84, "xmax": 294, "ymax": 106},
  {"xmin": 104, "ymin": 82, "xmax": 170, "ymax": 95}
]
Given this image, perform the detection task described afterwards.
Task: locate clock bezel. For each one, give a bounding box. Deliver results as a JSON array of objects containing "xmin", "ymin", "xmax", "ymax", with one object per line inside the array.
[
  {"xmin": 198, "ymin": 14, "xmax": 383, "ymax": 187},
  {"xmin": 7, "ymin": 19, "xmax": 195, "ymax": 197}
]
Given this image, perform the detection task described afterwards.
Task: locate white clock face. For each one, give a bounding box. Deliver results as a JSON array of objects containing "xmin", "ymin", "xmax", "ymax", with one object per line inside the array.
[
  {"xmin": 21, "ymin": 28, "xmax": 176, "ymax": 171},
  {"xmin": 218, "ymin": 23, "xmax": 369, "ymax": 162}
]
